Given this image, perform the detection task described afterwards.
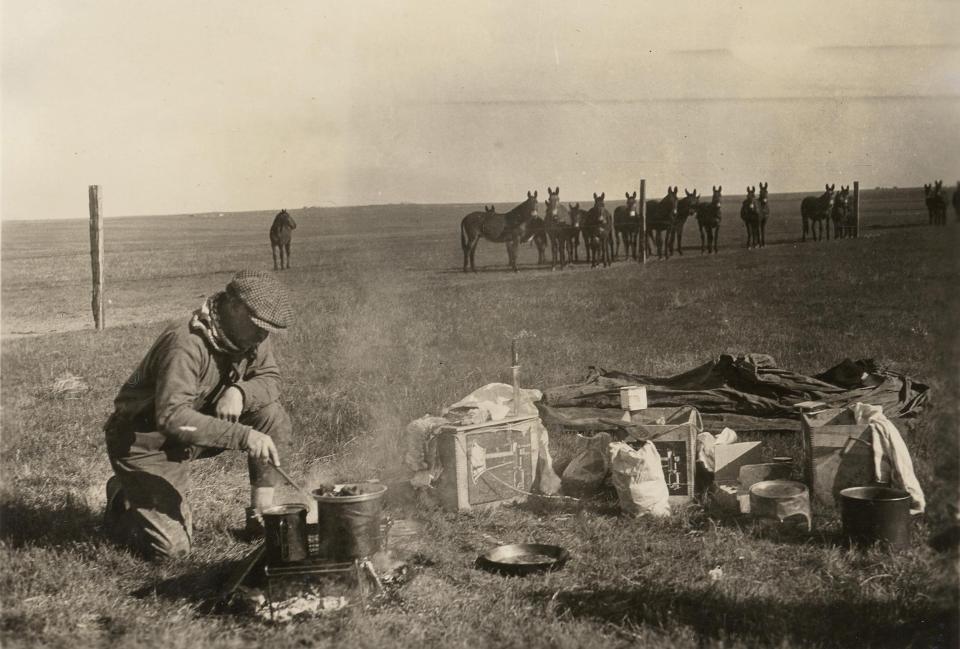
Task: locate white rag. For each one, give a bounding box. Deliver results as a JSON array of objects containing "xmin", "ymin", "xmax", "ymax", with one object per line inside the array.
[{"xmin": 851, "ymin": 402, "xmax": 926, "ymax": 514}]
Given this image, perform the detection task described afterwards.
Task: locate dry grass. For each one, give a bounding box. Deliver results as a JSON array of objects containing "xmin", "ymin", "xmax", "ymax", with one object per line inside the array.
[{"xmin": 1, "ymin": 190, "xmax": 958, "ymax": 648}]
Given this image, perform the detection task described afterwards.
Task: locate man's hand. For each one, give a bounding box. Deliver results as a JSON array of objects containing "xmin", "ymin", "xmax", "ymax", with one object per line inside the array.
[
  {"xmin": 216, "ymin": 386, "xmax": 244, "ymax": 422},
  {"xmin": 245, "ymin": 429, "xmax": 280, "ymax": 466}
]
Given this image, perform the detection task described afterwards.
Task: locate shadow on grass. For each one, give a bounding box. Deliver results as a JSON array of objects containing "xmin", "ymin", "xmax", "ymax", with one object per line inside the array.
[
  {"xmin": 0, "ymin": 497, "xmax": 103, "ymax": 549},
  {"xmin": 531, "ymin": 576, "xmax": 958, "ymax": 648},
  {"xmin": 129, "ymin": 558, "xmax": 244, "ymax": 612}
]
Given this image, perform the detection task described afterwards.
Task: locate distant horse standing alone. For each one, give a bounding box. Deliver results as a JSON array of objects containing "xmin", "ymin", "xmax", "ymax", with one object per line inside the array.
[
  {"xmin": 696, "ymin": 186, "xmax": 722, "ymax": 254},
  {"xmin": 270, "ymin": 209, "xmax": 297, "ymax": 270},
  {"xmin": 800, "ymin": 184, "xmax": 835, "ymax": 242},
  {"xmin": 460, "ymin": 191, "xmax": 540, "ymax": 272}
]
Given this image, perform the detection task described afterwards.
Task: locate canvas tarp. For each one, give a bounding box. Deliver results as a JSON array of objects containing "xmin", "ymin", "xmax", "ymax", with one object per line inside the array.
[{"xmin": 537, "ymin": 353, "xmax": 929, "ymax": 433}]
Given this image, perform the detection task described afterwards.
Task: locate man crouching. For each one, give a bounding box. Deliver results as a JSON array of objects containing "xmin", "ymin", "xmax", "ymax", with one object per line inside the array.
[{"xmin": 103, "ymin": 270, "xmax": 293, "ymax": 560}]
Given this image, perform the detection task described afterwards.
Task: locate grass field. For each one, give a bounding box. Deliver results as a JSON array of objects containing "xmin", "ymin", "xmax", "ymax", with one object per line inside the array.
[{"xmin": 1, "ymin": 186, "xmax": 958, "ymax": 648}]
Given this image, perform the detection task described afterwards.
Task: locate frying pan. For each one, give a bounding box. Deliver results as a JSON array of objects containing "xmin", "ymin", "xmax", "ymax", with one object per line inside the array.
[{"xmin": 475, "ymin": 543, "xmax": 570, "ymax": 576}]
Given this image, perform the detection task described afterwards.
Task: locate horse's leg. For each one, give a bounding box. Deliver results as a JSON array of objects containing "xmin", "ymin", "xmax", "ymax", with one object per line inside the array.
[
  {"xmin": 284, "ymin": 242, "xmax": 292, "ymax": 268},
  {"xmin": 676, "ymin": 224, "xmax": 684, "ymax": 255},
  {"xmin": 271, "ymin": 244, "xmax": 279, "ymax": 270},
  {"xmin": 469, "ymin": 236, "xmax": 480, "ymax": 273}
]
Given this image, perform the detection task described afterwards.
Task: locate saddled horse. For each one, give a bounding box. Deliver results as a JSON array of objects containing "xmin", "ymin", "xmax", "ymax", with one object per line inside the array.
[
  {"xmin": 924, "ymin": 181, "xmax": 947, "ymax": 226},
  {"xmin": 671, "ymin": 188, "xmax": 699, "ymax": 255},
  {"xmin": 756, "ymin": 182, "xmax": 770, "ymax": 247},
  {"xmin": 696, "ymin": 185, "xmax": 722, "ymax": 254},
  {"xmin": 613, "ymin": 191, "xmax": 640, "ymax": 260},
  {"xmin": 270, "ymin": 209, "xmax": 297, "ymax": 270},
  {"xmin": 581, "ymin": 193, "xmax": 612, "ymax": 267},
  {"xmin": 831, "ymin": 185, "xmax": 852, "ymax": 238},
  {"xmin": 740, "ymin": 186, "xmax": 761, "ymax": 249},
  {"xmin": 645, "ymin": 186, "xmax": 679, "ymax": 259},
  {"xmin": 801, "ymin": 184, "xmax": 835, "ymax": 242},
  {"xmin": 460, "ymin": 191, "xmax": 539, "ymax": 272}
]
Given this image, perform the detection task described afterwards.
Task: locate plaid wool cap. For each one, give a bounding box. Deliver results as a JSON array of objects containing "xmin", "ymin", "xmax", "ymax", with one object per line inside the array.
[{"xmin": 225, "ymin": 270, "xmax": 293, "ymax": 333}]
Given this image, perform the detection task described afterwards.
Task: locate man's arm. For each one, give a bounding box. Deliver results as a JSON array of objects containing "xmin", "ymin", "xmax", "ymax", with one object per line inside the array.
[
  {"xmin": 233, "ymin": 338, "xmax": 282, "ymax": 412},
  {"xmin": 153, "ymin": 333, "xmax": 252, "ymax": 450}
]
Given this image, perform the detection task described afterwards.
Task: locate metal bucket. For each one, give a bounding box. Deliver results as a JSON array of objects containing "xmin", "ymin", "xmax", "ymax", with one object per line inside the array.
[
  {"xmin": 262, "ymin": 504, "xmax": 309, "ymax": 564},
  {"xmin": 312, "ymin": 483, "xmax": 388, "ymax": 560},
  {"xmin": 839, "ymin": 486, "xmax": 911, "ymax": 549}
]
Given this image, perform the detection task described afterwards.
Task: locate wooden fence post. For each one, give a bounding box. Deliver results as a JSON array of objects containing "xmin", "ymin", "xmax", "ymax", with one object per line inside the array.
[
  {"xmin": 853, "ymin": 180, "xmax": 860, "ymax": 238},
  {"xmin": 88, "ymin": 185, "xmax": 105, "ymax": 330},
  {"xmin": 639, "ymin": 179, "xmax": 646, "ymax": 264}
]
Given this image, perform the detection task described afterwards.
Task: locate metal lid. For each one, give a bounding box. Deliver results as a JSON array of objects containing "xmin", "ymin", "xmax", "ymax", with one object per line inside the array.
[{"xmin": 261, "ymin": 503, "xmax": 308, "ymax": 516}]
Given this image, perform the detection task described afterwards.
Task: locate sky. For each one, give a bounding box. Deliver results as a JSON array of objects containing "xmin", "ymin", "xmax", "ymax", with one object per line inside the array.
[{"xmin": 2, "ymin": 0, "xmax": 959, "ymax": 220}]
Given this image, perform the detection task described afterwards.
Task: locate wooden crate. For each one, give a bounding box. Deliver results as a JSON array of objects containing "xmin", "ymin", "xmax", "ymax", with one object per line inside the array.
[
  {"xmin": 801, "ymin": 408, "xmax": 875, "ymax": 511},
  {"xmin": 435, "ymin": 415, "xmax": 540, "ymax": 512}
]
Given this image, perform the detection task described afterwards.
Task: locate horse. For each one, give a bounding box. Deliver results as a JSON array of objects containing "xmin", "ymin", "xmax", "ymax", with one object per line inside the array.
[
  {"xmin": 613, "ymin": 191, "xmax": 640, "ymax": 260},
  {"xmin": 671, "ymin": 188, "xmax": 699, "ymax": 255},
  {"xmin": 460, "ymin": 191, "xmax": 539, "ymax": 272},
  {"xmin": 954, "ymin": 182, "xmax": 960, "ymax": 222},
  {"xmin": 740, "ymin": 186, "xmax": 761, "ymax": 249},
  {"xmin": 645, "ymin": 186, "xmax": 679, "ymax": 259},
  {"xmin": 567, "ymin": 203, "xmax": 585, "ymax": 262},
  {"xmin": 800, "ymin": 184, "xmax": 835, "ymax": 242},
  {"xmin": 831, "ymin": 185, "xmax": 851, "ymax": 238},
  {"xmin": 269, "ymin": 209, "xmax": 297, "ymax": 270},
  {"xmin": 543, "ymin": 187, "xmax": 579, "ymax": 270},
  {"xmin": 581, "ymin": 193, "xmax": 612, "ymax": 267},
  {"xmin": 695, "ymin": 185, "xmax": 722, "ymax": 254},
  {"xmin": 924, "ymin": 181, "xmax": 947, "ymax": 226},
  {"xmin": 756, "ymin": 181, "xmax": 770, "ymax": 247}
]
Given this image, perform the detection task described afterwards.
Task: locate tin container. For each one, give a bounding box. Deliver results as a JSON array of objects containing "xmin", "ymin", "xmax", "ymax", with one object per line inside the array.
[
  {"xmin": 262, "ymin": 504, "xmax": 309, "ymax": 564},
  {"xmin": 840, "ymin": 486, "xmax": 911, "ymax": 549},
  {"xmin": 312, "ymin": 483, "xmax": 388, "ymax": 560}
]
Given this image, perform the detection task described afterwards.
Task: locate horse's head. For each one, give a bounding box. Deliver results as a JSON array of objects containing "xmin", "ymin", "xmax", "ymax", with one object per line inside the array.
[
  {"xmin": 935, "ymin": 180, "xmax": 944, "ymax": 195},
  {"xmin": 485, "ymin": 204, "xmax": 496, "ymax": 214},
  {"xmin": 592, "ymin": 192, "xmax": 606, "ymax": 210},
  {"xmin": 758, "ymin": 182, "xmax": 769, "ymax": 205},
  {"xmin": 924, "ymin": 183, "xmax": 933, "ymax": 197},
  {"xmin": 712, "ymin": 185, "xmax": 722, "ymax": 204},
  {"xmin": 568, "ymin": 203, "xmax": 582, "ymax": 228},
  {"xmin": 663, "ymin": 186, "xmax": 679, "ymax": 220},
  {"xmin": 545, "ymin": 187, "xmax": 560, "ymax": 221},
  {"xmin": 523, "ymin": 190, "xmax": 539, "ymax": 220},
  {"xmin": 624, "ymin": 191, "xmax": 638, "ymax": 216}
]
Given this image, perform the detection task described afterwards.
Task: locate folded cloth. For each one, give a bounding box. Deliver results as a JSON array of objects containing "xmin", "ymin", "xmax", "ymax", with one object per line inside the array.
[{"xmin": 851, "ymin": 402, "xmax": 926, "ymax": 514}]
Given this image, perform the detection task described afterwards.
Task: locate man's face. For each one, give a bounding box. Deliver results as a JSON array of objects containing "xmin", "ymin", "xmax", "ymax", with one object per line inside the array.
[{"xmin": 221, "ymin": 296, "xmax": 269, "ymax": 351}]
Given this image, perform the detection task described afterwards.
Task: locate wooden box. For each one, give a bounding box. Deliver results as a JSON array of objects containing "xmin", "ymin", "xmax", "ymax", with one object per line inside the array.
[
  {"xmin": 801, "ymin": 408, "xmax": 875, "ymax": 511},
  {"xmin": 435, "ymin": 415, "xmax": 540, "ymax": 512},
  {"xmin": 616, "ymin": 406, "xmax": 701, "ymax": 506}
]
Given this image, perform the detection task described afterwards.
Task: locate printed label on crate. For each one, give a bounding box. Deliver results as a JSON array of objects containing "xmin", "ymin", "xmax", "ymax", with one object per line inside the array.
[
  {"xmin": 465, "ymin": 428, "xmax": 534, "ymax": 505},
  {"xmin": 657, "ymin": 441, "xmax": 690, "ymax": 497}
]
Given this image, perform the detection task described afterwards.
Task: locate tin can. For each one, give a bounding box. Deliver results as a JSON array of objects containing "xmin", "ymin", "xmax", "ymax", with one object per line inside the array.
[{"xmin": 262, "ymin": 504, "xmax": 309, "ymax": 564}]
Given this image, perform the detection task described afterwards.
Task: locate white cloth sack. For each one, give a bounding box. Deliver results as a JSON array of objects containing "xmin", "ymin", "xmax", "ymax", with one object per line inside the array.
[
  {"xmin": 851, "ymin": 402, "xmax": 926, "ymax": 514},
  {"xmin": 608, "ymin": 441, "xmax": 671, "ymax": 517}
]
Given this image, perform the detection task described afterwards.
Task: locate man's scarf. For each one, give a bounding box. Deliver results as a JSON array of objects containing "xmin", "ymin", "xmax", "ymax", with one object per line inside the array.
[{"xmin": 189, "ymin": 292, "xmax": 249, "ymax": 357}]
